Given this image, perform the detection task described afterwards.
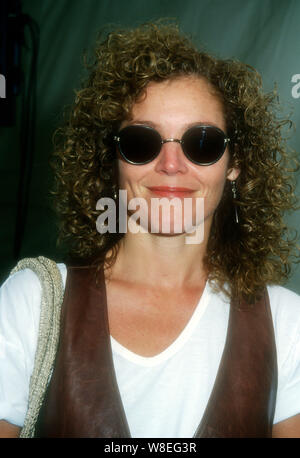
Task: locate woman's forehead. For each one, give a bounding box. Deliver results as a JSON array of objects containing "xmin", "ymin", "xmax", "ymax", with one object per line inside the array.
[{"xmin": 128, "ymin": 76, "xmax": 226, "ymax": 131}]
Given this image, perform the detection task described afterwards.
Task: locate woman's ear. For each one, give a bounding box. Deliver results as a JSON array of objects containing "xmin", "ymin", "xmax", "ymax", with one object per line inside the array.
[
  {"xmin": 226, "ymin": 141, "xmax": 240, "ymax": 181},
  {"xmin": 227, "ymin": 166, "xmax": 240, "ymax": 181}
]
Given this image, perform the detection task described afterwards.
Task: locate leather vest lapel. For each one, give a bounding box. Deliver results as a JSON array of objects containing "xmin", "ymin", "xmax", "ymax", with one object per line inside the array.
[
  {"xmin": 36, "ymin": 265, "xmax": 277, "ymax": 438},
  {"xmin": 36, "ymin": 265, "xmax": 131, "ymax": 437},
  {"xmin": 194, "ymin": 289, "xmax": 277, "ymax": 438}
]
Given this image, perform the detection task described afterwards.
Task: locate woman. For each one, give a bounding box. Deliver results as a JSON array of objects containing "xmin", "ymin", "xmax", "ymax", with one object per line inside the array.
[{"xmin": 1, "ymin": 21, "xmax": 300, "ymax": 438}]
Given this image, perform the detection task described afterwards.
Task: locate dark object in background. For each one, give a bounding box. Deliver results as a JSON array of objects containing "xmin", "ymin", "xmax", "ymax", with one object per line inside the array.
[
  {"xmin": 0, "ymin": 0, "xmax": 23, "ymax": 126},
  {"xmin": 0, "ymin": 0, "xmax": 40, "ymax": 260}
]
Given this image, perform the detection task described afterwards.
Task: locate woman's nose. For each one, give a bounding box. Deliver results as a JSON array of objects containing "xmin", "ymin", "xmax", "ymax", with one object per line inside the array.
[{"xmin": 154, "ymin": 142, "xmax": 189, "ymax": 174}]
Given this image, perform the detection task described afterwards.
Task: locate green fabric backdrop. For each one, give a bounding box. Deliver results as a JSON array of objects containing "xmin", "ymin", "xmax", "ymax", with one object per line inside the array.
[{"xmin": 1, "ymin": 0, "xmax": 299, "ymax": 292}]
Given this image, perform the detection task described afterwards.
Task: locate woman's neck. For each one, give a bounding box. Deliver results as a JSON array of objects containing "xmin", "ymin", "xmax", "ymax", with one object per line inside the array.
[{"xmin": 106, "ymin": 229, "xmax": 209, "ymax": 290}]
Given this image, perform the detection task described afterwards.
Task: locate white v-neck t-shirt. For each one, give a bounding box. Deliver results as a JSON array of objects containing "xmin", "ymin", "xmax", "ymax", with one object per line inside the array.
[{"xmin": 1, "ymin": 264, "xmax": 300, "ymax": 437}]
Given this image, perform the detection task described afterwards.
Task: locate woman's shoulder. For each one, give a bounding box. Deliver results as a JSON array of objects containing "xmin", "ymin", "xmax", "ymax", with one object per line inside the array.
[
  {"xmin": 267, "ymin": 283, "xmax": 300, "ymax": 335},
  {"xmin": 267, "ymin": 283, "xmax": 300, "ymax": 318},
  {"xmin": 0, "ymin": 261, "xmax": 67, "ymax": 320},
  {"xmin": 0, "ymin": 261, "xmax": 66, "ymax": 428},
  {"xmin": 266, "ymin": 284, "xmax": 300, "ymax": 369},
  {"xmin": 1, "ymin": 261, "xmax": 67, "ymax": 290}
]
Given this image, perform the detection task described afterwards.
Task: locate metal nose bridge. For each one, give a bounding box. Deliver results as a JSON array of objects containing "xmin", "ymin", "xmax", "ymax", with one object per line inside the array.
[{"xmin": 161, "ymin": 138, "xmax": 183, "ymax": 145}]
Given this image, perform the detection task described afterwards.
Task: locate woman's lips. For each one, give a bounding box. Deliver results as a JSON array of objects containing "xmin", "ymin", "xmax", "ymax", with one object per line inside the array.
[{"xmin": 147, "ymin": 186, "xmax": 195, "ymax": 198}]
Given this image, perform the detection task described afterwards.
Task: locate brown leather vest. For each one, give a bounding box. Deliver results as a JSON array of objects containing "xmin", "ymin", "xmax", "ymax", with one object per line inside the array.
[{"xmin": 35, "ymin": 265, "xmax": 277, "ymax": 438}]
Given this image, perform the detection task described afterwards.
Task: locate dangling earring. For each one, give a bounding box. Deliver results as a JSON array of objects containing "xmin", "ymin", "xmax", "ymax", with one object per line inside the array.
[
  {"xmin": 112, "ymin": 187, "xmax": 118, "ymax": 200},
  {"xmin": 231, "ymin": 180, "xmax": 239, "ymax": 224}
]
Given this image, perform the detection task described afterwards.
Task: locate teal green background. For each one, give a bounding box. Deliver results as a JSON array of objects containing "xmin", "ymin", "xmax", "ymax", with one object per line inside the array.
[{"xmin": 1, "ymin": 0, "xmax": 300, "ymax": 292}]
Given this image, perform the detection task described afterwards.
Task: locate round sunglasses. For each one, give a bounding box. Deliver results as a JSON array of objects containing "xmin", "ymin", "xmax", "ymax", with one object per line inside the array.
[{"xmin": 114, "ymin": 124, "xmax": 230, "ymax": 166}]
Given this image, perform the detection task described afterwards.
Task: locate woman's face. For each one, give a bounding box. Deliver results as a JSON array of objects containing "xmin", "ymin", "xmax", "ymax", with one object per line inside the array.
[{"xmin": 117, "ymin": 76, "xmax": 239, "ymax": 239}]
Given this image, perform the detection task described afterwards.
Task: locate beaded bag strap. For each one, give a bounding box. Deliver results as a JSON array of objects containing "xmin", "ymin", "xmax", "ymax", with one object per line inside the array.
[{"xmin": 10, "ymin": 256, "xmax": 64, "ymax": 437}]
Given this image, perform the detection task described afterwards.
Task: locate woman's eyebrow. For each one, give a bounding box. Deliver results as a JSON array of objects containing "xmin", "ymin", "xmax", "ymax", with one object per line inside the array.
[
  {"xmin": 123, "ymin": 119, "xmax": 222, "ymax": 129},
  {"xmin": 123, "ymin": 119, "xmax": 157, "ymax": 128}
]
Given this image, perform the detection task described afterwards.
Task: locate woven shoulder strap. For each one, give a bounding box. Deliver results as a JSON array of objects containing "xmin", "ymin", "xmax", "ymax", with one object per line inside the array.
[{"xmin": 10, "ymin": 256, "xmax": 64, "ymax": 437}]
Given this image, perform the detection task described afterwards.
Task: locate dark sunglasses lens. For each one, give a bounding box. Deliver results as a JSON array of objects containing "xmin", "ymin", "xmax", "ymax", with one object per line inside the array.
[
  {"xmin": 183, "ymin": 126, "xmax": 226, "ymax": 165},
  {"xmin": 118, "ymin": 126, "xmax": 161, "ymax": 164}
]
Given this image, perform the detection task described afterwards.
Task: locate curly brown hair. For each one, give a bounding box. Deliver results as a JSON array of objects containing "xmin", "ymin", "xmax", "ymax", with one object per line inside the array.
[{"xmin": 52, "ymin": 20, "xmax": 299, "ymax": 300}]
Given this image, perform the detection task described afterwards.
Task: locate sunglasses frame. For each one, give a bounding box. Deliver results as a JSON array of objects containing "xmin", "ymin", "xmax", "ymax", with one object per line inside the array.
[{"xmin": 114, "ymin": 124, "xmax": 230, "ymax": 166}]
